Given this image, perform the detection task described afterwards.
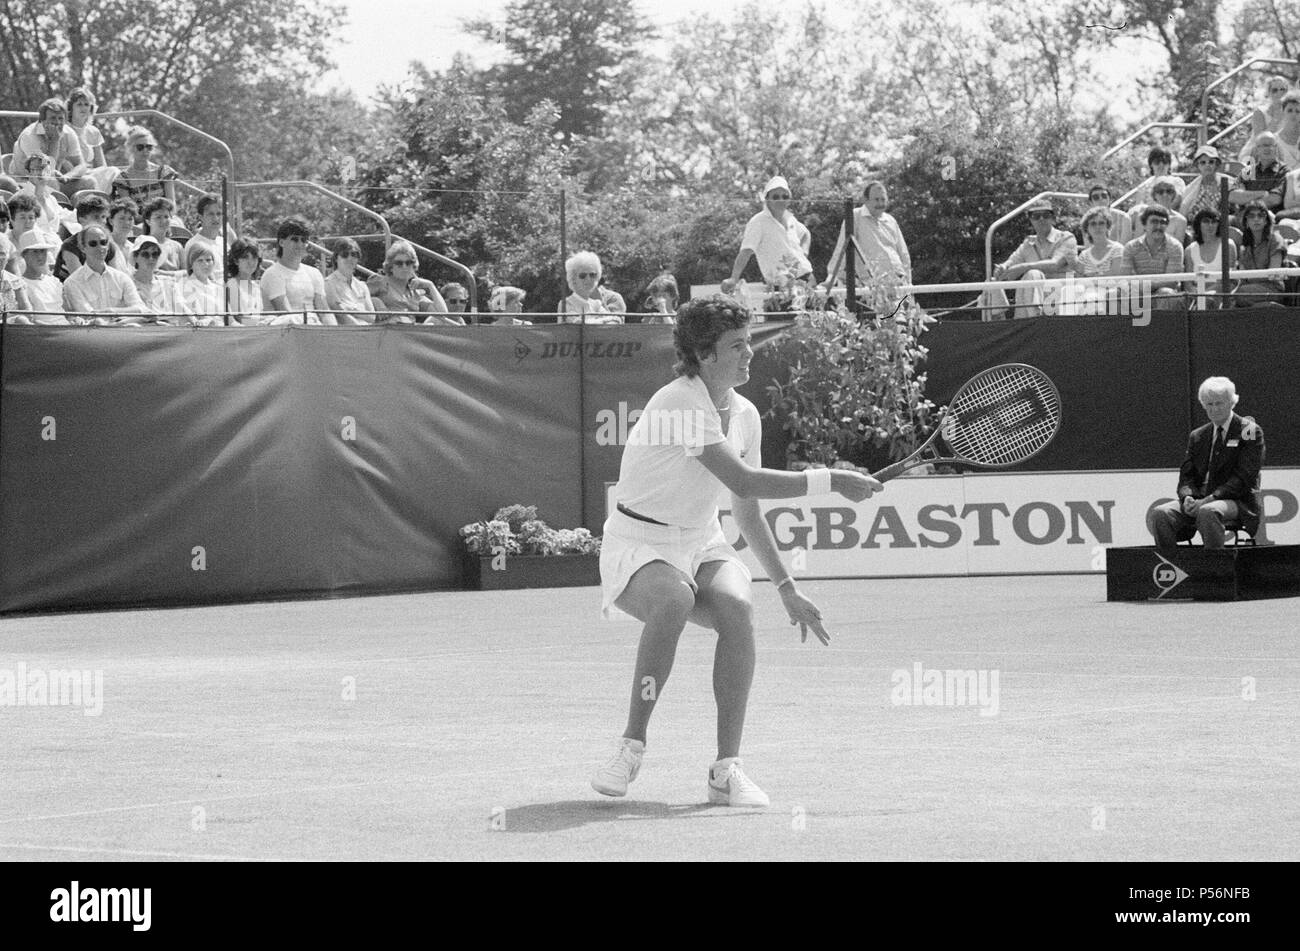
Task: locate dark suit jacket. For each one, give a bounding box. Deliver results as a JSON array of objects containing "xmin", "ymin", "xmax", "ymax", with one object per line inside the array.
[{"xmin": 1176, "ymin": 412, "xmax": 1265, "ymax": 529}]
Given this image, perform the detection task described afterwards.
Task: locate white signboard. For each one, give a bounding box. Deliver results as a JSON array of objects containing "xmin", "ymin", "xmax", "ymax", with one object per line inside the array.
[{"xmin": 610, "ymin": 469, "xmax": 1300, "ymax": 578}]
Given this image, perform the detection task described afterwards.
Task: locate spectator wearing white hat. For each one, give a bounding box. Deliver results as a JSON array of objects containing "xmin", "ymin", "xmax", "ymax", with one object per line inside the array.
[
  {"xmin": 16, "ymin": 230, "xmax": 69, "ymax": 324},
  {"xmin": 131, "ymin": 234, "xmax": 185, "ymax": 323},
  {"xmin": 721, "ymin": 176, "xmax": 813, "ymax": 293},
  {"xmin": 1179, "ymin": 146, "xmax": 1233, "ymax": 221}
]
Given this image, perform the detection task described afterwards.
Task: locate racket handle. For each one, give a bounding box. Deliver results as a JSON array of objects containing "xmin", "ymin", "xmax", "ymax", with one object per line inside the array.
[{"xmin": 869, "ymin": 458, "xmax": 912, "ymax": 484}]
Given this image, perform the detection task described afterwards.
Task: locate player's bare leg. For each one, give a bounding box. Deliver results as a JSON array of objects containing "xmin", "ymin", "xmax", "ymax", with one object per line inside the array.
[
  {"xmin": 614, "ymin": 561, "xmax": 696, "ymax": 743},
  {"xmin": 690, "ymin": 560, "xmax": 769, "ymax": 806}
]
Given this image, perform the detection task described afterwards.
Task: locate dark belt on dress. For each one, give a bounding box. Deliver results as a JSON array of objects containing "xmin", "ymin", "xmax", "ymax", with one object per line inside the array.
[{"xmin": 617, "ymin": 502, "xmax": 668, "ymax": 526}]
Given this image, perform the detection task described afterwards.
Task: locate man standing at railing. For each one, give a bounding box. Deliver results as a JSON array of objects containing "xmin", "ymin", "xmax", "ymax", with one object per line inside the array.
[
  {"xmin": 821, "ymin": 180, "xmax": 912, "ymax": 290},
  {"xmin": 720, "ymin": 176, "xmax": 812, "ymax": 296},
  {"xmin": 986, "ymin": 200, "xmax": 1078, "ymax": 319}
]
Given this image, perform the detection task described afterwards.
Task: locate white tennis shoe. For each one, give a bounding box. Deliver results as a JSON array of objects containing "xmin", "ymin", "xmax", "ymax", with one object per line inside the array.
[
  {"xmin": 591, "ymin": 737, "xmax": 645, "ymax": 797},
  {"xmin": 707, "ymin": 757, "xmax": 770, "ymax": 807}
]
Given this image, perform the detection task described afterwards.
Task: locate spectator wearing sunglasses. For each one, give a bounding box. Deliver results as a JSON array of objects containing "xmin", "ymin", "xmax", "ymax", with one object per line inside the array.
[
  {"xmin": 109, "ymin": 127, "xmax": 178, "ymax": 206},
  {"xmin": 367, "ymin": 240, "xmax": 453, "ymax": 323},
  {"xmin": 10, "ymin": 98, "xmax": 95, "ymax": 200},
  {"xmin": 261, "ymin": 217, "xmax": 332, "ymax": 324},
  {"xmin": 131, "ymin": 235, "xmax": 185, "ymax": 323},
  {"xmin": 1179, "ymin": 146, "xmax": 1233, "ymax": 221},
  {"xmin": 985, "ymin": 200, "xmax": 1078, "ymax": 318},
  {"xmin": 440, "ymin": 282, "xmax": 470, "ymax": 316},
  {"xmin": 62, "ymin": 225, "xmax": 148, "ymax": 322},
  {"xmin": 721, "ymin": 176, "xmax": 813, "ymax": 293},
  {"xmin": 57, "ymin": 193, "xmax": 117, "ymax": 280},
  {"xmin": 1127, "ymin": 176, "xmax": 1188, "ymax": 243},
  {"xmin": 324, "ymin": 238, "xmax": 376, "ymax": 324},
  {"xmin": 561, "ymin": 251, "xmax": 624, "ymax": 324},
  {"xmin": 1131, "ymin": 147, "xmax": 1185, "ymax": 208},
  {"xmin": 1230, "ymin": 132, "xmax": 1289, "ymax": 214}
]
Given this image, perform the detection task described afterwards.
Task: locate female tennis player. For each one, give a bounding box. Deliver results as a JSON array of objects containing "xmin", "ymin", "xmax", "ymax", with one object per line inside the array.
[{"xmin": 591, "ymin": 294, "xmax": 882, "ymax": 806}]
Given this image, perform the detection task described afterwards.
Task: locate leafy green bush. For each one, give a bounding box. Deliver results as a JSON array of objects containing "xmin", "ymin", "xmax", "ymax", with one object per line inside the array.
[{"xmin": 764, "ymin": 300, "xmax": 935, "ymax": 470}]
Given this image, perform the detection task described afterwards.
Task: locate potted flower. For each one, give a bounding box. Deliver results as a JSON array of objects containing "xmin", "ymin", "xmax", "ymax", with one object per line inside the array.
[{"xmin": 460, "ymin": 504, "xmax": 602, "ymax": 590}]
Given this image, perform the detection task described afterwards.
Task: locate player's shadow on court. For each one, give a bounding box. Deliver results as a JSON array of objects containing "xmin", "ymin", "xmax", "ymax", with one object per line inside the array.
[{"xmin": 501, "ymin": 799, "xmax": 737, "ymax": 833}]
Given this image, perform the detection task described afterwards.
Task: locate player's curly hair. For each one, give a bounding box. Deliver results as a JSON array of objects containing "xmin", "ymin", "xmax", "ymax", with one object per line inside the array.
[{"xmin": 673, "ymin": 294, "xmax": 751, "ymax": 378}]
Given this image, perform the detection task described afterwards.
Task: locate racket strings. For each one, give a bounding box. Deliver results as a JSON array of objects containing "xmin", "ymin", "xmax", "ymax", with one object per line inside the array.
[{"xmin": 945, "ymin": 366, "xmax": 1061, "ymax": 465}]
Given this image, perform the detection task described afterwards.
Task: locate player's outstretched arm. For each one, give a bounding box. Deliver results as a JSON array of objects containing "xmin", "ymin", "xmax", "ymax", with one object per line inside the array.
[
  {"xmin": 699, "ymin": 440, "xmax": 883, "ymax": 502},
  {"xmin": 731, "ymin": 495, "xmax": 831, "ymax": 645}
]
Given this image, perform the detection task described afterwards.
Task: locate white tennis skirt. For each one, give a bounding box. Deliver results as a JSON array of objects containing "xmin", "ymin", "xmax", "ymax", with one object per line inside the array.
[{"xmin": 600, "ymin": 507, "xmax": 752, "ymax": 619}]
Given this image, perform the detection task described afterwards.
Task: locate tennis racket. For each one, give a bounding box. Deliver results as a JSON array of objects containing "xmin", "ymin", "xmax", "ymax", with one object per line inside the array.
[{"xmin": 870, "ymin": 363, "xmax": 1062, "ymax": 483}]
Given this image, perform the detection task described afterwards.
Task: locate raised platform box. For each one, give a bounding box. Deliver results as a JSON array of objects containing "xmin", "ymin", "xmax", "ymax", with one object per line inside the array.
[
  {"xmin": 463, "ymin": 552, "xmax": 601, "ymax": 590},
  {"xmin": 1106, "ymin": 544, "xmax": 1300, "ymax": 601}
]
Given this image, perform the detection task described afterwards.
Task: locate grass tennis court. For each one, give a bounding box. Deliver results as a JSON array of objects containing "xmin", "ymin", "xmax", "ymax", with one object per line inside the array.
[{"xmin": 1, "ymin": 575, "xmax": 1295, "ymax": 862}]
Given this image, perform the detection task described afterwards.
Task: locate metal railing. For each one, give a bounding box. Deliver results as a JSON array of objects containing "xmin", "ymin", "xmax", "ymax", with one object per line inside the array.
[
  {"xmin": 1200, "ymin": 57, "xmax": 1300, "ymax": 144},
  {"xmin": 1101, "ymin": 122, "xmax": 1201, "ymax": 161},
  {"xmin": 985, "ymin": 192, "xmax": 1088, "ymax": 278}
]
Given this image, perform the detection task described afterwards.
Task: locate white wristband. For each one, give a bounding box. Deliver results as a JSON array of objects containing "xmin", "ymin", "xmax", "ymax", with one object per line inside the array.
[
  {"xmin": 774, "ymin": 576, "xmax": 796, "ymax": 591},
  {"xmin": 806, "ymin": 467, "xmax": 832, "ymax": 496}
]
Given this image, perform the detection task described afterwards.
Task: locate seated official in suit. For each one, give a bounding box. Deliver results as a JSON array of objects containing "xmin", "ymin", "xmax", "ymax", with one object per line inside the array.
[{"xmin": 1147, "ymin": 376, "xmax": 1265, "ymax": 548}]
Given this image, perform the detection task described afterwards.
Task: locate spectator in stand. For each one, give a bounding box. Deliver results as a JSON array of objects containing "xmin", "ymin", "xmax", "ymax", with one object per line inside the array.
[
  {"xmin": 440, "ymin": 282, "xmax": 470, "ymax": 320},
  {"xmin": 1180, "ymin": 146, "xmax": 1234, "ymax": 221},
  {"xmin": 1128, "ymin": 176, "xmax": 1189, "ymax": 243},
  {"xmin": 1275, "ymin": 91, "xmax": 1300, "ymax": 167},
  {"xmin": 1279, "ymin": 166, "xmax": 1300, "ymax": 222},
  {"xmin": 7, "ymin": 194, "xmax": 56, "ymax": 275},
  {"xmin": 0, "ymin": 149, "xmax": 18, "ymax": 194},
  {"xmin": 15, "ymin": 153, "xmax": 67, "ymax": 230},
  {"xmin": 1121, "ymin": 206, "xmax": 1185, "ymax": 308},
  {"xmin": 560, "ymin": 251, "xmax": 624, "ymax": 324},
  {"xmin": 721, "ymin": 176, "xmax": 812, "ymax": 294},
  {"xmin": 16, "ymin": 231, "xmax": 66, "ymax": 322},
  {"xmin": 131, "ymin": 235, "xmax": 185, "ymax": 323},
  {"xmin": 986, "ymin": 200, "xmax": 1078, "ymax": 318},
  {"xmin": 324, "ymin": 238, "xmax": 376, "ymax": 325},
  {"xmin": 179, "ymin": 245, "xmax": 224, "ymax": 324},
  {"xmin": 0, "ymin": 234, "xmax": 33, "ymax": 314},
  {"xmin": 11, "ymin": 98, "xmax": 95, "ymax": 200},
  {"xmin": 1131, "ymin": 147, "xmax": 1185, "ymax": 207},
  {"xmin": 107, "ymin": 198, "xmax": 138, "ymax": 274},
  {"xmin": 365, "ymin": 239, "xmax": 450, "ymax": 322},
  {"xmin": 57, "ymin": 193, "xmax": 117, "ymax": 280},
  {"xmin": 823, "ymin": 180, "xmax": 912, "ymax": 289},
  {"xmin": 140, "ymin": 197, "xmax": 185, "ymax": 273},
  {"xmin": 1086, "ymin": 183, "xmax": 1132, "ymax": 243},
  {"xmin": 183, "ymin": 193, "xmax": 230, "ymax": 274},
  {"xmin": 261, "ymin": 217, "xmax": 332, "ymax": 324},
  {"xmin": 0, "ymin": 203, "xmax": 12, "ymax": 274},
  {"xmin": 1229, "ymin": 132, "xmax": 1289, "ymax": 215},
  {"xmin": 1251, "ymin": 76, "xmax": 1292, "ymax": 137},
  {"xmin": 1060, "ymin": 206, "xmax": 1126, "ymax": 316},
  {"xmin": 110, "ymin": 127, "xmax": 178, "ymax": 206},
  {"xmin": 1235, "ymin": 201, "xmax": 1288, "ymax": 306},
  {"xmin": 66, "ymin": 88, "xmax": 107, "ymax": 174},
  {"xmin": 641, "ymin": 273, "xmax": 679, "ymax": 324},
  {"xmin": 225, "ymin": 239, "xmax": 265, "ymax": 324},
  {"xmin": 63, "ymin": 224, "xmax": 147, "ymax": 322},
  {"xmin": 1184, "ymin": 208, "xmax": 1237, "ymax": 310},
  {"xmin": 485, "ymin": 286, "xmax": 532, "ymax": 325}
]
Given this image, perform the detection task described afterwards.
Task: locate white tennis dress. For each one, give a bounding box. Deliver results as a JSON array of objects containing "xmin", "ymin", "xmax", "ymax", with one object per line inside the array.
[{"xmin": 600, "ymin": 373, "xmax": 761, "ymax": 618}]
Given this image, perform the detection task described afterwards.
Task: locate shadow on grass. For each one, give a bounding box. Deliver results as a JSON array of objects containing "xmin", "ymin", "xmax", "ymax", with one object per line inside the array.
[{"xmin": 499, "ymin": 799, "xmax": 759, "ymax": 833}]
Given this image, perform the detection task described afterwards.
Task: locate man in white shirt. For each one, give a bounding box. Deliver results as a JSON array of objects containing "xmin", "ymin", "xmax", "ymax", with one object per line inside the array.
[
  {"xmin": 721, "ymin": 176, "xmax": 813, "ymax": 292},
  {"xmin": 10, "ymin": 98, "xmax": 95, "ymax": 199},
  {"xmin": 823, "ymin": 180, "xmax": 913, "ymax": 288},
  {"xmin": 62, "ymin": 225, "xmax": 148, "ymax": 322},
  {"xmin": 16, "ymin": 230, "xmax": 67, "ymax": 323},
  {"xmin": 259, "ymin": 217, "xmax": 333, "ymax": 325}
]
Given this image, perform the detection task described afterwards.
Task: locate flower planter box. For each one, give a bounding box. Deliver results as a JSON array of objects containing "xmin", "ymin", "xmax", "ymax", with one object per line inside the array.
[{"xmin": 463, "ymin": 551, "xmax": 601, "ymax": 590}]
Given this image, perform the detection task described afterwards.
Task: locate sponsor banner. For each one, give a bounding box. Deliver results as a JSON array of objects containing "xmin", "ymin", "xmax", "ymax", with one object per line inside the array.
[{"xmin": 612, "ymin": 469, "xmax": 1300, "ymax": 578}]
